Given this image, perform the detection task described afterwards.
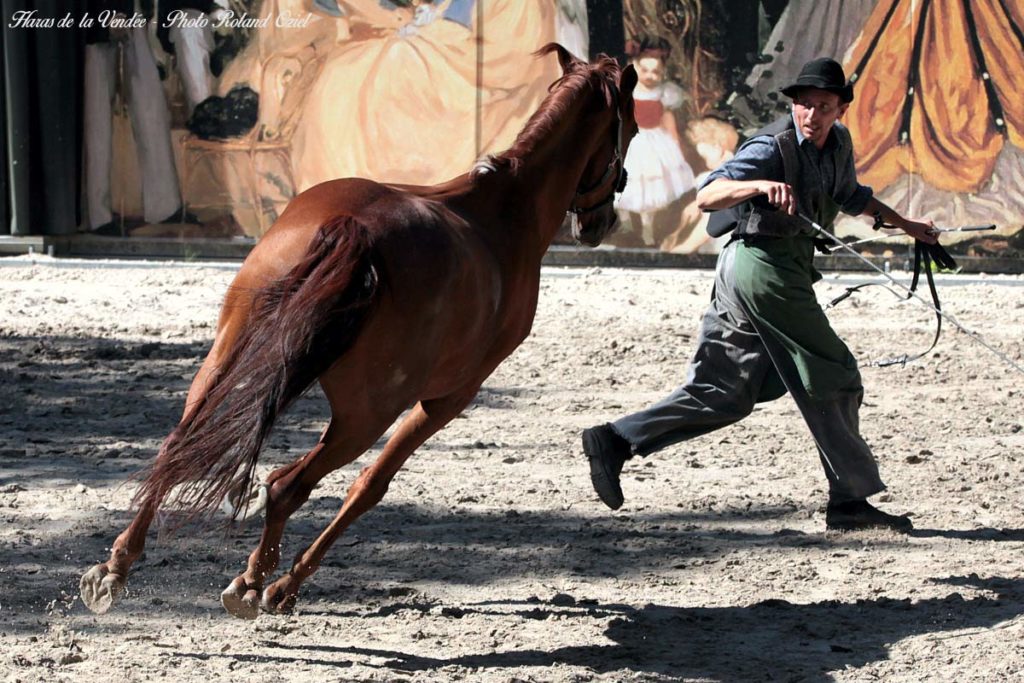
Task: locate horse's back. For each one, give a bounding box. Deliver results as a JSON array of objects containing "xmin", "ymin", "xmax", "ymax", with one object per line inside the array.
[
  {"xmin": 238, "ymin": 177, "xmax": 507, "ymax": 401},
  {"xmin": 232, "ymin": 177, "xmax": 503, "ymax": 376},
  {"xmin": 233, "ymin": 178, "xmax": 444, "ymax": 286}
]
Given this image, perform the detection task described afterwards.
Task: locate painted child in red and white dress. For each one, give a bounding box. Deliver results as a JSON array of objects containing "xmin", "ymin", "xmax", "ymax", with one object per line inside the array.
[{"xmin": 614, "ymin": 36, "xmax": 695, "ymax": 246}]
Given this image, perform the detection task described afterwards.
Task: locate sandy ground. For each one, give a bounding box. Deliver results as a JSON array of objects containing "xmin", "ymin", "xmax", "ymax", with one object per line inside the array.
[{"xmin": 1, "ymin": 256, "xmax": 1023, "ymax": 683}]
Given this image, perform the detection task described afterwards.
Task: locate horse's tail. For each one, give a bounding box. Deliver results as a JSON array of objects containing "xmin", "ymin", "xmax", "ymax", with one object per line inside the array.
[{"xmin": 133, "ymin": 216, "xmax": 380, "ymax": 524}]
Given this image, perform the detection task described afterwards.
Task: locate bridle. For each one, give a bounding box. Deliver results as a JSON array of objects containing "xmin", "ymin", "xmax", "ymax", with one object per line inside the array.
[{"xmin": 568, "ymin": 82, "xmax": 629, "ymax": 216}]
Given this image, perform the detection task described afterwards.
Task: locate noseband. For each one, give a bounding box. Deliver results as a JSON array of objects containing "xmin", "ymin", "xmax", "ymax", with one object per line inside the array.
[{"xmin": 568, "ymin": 83, "xmax": 628, "ymax": 216}]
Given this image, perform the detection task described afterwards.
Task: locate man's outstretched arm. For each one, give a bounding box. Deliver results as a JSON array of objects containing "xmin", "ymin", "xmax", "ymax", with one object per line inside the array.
[{"xmin": 860, "ymin": 196, "xmax": 938, "ymax": 244}]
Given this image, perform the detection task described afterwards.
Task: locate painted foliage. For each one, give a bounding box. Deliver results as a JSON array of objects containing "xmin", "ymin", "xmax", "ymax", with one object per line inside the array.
[{"xmin": 80, "ymin": 0, "xmax": 1022, "ymax": 259}]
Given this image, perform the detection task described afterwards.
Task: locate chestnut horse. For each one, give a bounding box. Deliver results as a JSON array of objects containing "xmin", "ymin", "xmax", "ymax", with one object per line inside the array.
[{"xmin": 80, "ymin": 44, "xmax": 638, "ymax": 618}]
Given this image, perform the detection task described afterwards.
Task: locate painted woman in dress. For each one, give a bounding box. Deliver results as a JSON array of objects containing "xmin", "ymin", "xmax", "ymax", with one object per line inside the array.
[
  {"xmin": 290, "ymin": 0, "xmax": 558, "ymax": 190},
  {"xmin": 614, "ymin": 36, "xmax": 695, "ymax": 246}
]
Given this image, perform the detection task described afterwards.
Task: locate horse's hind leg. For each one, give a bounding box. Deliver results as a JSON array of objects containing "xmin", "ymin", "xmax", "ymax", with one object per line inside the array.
[
  {"xmin": 79, "ymin": 495, "xmax": 160, "ymax": 613},
  {"xmin": 80, "ymin": 285, "xmax": 256, "ymax": 614},
  {"xmin": 219, "ymin": 435, "xmax": 338, "ymax": 619},
  {"xmin": 260, "ymin": 388, "xmax": 477, "ymax": 614},
  {"xmin": 79, "ymin": 351, "xmax": 231, "ymax": 613}
]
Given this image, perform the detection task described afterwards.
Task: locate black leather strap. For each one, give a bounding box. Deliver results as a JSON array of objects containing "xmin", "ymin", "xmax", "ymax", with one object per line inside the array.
[
  {"xmin": 775, "ymin": 128, "xmax": 800, "ymax": 190},
  {"xmin": 827, "ymin": 240, "xmax": 957, "ymax": 367}
]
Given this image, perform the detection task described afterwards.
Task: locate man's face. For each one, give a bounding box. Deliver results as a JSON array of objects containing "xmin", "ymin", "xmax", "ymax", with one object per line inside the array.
[{"xmin": 791, "ymin": 88, "xmax": 847, "ymax": 148}]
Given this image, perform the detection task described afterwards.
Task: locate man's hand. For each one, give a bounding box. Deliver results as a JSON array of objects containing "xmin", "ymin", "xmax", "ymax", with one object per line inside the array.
[
  {"xmin": 901, "ymin": 218, "xmax": 938, "ymax": 245},
  {"xmin": 697, "ymin": 178, "xmax": 796, "ymax": 213},
  {"xmin": 757, "ymin": 181, "xmax": 796, "ymax": 215}
]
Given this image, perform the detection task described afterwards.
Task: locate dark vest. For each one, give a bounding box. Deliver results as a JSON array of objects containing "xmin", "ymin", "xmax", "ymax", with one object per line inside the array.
[{"xmin": 706, "ymin": 116, "xmax": 846, "ymax": 238}]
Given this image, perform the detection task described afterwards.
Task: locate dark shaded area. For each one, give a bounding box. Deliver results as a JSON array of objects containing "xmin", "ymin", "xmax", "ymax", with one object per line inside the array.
[
  {"xmin": 0, "ymin": 332, "xmax": 530, "ymax": 487},
  {"xmin": 206, "ymin": 0, "xmax": 260, "ymax": 77},
  {"xmin": 1, "ymin": 495, "xmax": 911, "ymax": 628},
  {"xmin": 587, "ymin": 0, "xmax": 626, "ymax": 63},
  {"xmin": 1, "ymin": 0, "xmax": 84, "ymax": 236},
  {"xmin": 0, "ymin": 11, "xmax": 8, "ymax": 235},
  {"xmin": 760, "ymin": 0, "xmax": 789, "ymax": 28},
  {"xmin": 0, "ymin": 334, "xmax": 208, "ymax": 445},
  {"xmin": 910, "ymin": 527, "xmax": 1024, "ymax": 542},
  {"xmin": 4, "ymin": 328, "xmax": 1022, "ymax": 683},
  {"xmin": 698, "ymin": 0, "xmax": 765, "ymax": 96},
  {"xmin": 186, "ymin": 86, "xmax": 259, "ymax": 140},
  {"xmin": 0, "ymin": 334, "xmax": 911, "ymax": 625},
  {"xmin": 0, "ymin": 333, "xmax": 333, "ymax": 492},
  {"xmin": 171, "ymin": 575, "xmax": 1024, "ymax": 681}
]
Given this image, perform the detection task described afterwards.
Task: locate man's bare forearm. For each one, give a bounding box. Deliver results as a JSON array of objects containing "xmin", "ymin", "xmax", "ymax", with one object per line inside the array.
[
  {"xmin": 697, "ymin": 178, "xmax": 796, "ymax": 215},
  {"xmin": 861, "ymin": 197, "xmax": 938, "ymax": 243},
  {"xmin": 861, "ymin": 197, "xmax": 910, "ymax": 229}
]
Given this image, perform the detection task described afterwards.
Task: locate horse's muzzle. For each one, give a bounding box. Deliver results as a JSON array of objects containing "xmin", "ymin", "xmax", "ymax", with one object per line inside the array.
[{"xmin": 571, "ymin": 209, "xmax": 619, "ymax": 247}]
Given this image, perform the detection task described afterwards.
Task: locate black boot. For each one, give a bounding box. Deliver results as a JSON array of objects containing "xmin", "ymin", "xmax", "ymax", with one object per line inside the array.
[
  {"xmin": 582, "ymin": 424, "xmax": 631, "ymax": 510},
  {"xmin": 826, "ymin": 499, "xmax": 913, "ymax": 533}
]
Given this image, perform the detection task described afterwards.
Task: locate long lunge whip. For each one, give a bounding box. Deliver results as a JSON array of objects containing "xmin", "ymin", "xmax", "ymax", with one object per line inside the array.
[
  {"xmin": 797, "ymin": 213, "xmax": 1024, "ymax": 375},
  {"xmin": 825, "ymin": 224, "xmax": 996, "ymax": 253}
]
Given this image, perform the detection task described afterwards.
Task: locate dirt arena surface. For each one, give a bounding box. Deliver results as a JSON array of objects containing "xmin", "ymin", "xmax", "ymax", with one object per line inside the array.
[{"xmin": 1, "ymin": 256, "xmax": 1022, "ymax": 682}]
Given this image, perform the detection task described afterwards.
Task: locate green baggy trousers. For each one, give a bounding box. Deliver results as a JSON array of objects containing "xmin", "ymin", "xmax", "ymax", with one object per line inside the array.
[{"xmin": 612, "ymin": 236, "xmax": 885, "ymax": 502}]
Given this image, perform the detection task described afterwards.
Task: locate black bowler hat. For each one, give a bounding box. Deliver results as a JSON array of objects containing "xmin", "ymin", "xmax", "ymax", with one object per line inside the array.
[{"xmin": 780, "ymin": 57, "xmax": 854, "ymax": 103}]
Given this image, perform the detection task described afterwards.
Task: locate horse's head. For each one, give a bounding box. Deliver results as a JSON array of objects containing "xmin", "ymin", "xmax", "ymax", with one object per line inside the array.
[{"xmin": 550, "ymin": 46, "xmax": 639, "ymax": 247}]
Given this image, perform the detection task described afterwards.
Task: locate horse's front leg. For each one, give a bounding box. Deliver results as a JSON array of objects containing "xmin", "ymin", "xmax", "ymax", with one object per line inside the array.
[
  {"xmin": 220, "ymin": 391, "xmax": 409, "ymax": 618},
  {"xmin": 260, "ymin": 388, "xmax": 478, "ymax": 614}
]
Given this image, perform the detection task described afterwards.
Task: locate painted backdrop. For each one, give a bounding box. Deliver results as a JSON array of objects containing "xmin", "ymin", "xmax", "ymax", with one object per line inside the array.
[
  {"xmin": 614, "ymin": 0, "xmax": 1024, "ymax": 257},
  {"xmin": 64, "ymin": 0, "xmax": 1023, "ymax": 260}
]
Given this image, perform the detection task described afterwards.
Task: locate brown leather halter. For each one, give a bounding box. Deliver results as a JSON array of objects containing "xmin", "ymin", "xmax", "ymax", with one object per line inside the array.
[{"xmin": 568, "ymin": 83, "xmax": 628, "ymax": 216}]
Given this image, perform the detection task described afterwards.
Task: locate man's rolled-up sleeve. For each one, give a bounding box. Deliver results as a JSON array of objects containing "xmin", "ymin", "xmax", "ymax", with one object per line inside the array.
[{"xmin": 838, "ymin": 183, "xmax": 873, "ymax": 216}]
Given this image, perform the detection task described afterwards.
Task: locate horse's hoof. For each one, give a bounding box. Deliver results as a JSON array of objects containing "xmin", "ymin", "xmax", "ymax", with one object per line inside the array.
[
  {"xmin": 220, "ymin": 577, "xmax": 261, "ymax": 620},
  {"xmin": 219, "ymin": 482, "xmax": 269, "ymax": 521},
  {"xmin": 261, "ymin": 579, "xmax": 298, "ymax": 615},
  {"xmin": 80, "ymin": 564, "xmax": 126, "ymax": 614}
]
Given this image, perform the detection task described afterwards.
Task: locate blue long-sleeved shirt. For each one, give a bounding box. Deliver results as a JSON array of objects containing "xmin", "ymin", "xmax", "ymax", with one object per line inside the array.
[{"xmin": 701, "ymin": 114, "xmax": 873, "ymax": 217}]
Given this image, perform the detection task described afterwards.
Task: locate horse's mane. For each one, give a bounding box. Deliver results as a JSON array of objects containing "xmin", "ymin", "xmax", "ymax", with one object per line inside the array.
[{"xmin": 473, "ymin": 44, "xmax": 623, "ymax": 178}]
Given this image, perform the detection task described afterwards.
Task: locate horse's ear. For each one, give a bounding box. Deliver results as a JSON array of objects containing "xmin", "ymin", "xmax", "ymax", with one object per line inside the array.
[
  {"xmin": 536, "ymin": 42, "xmax": 581, "ymax": 75},
  {"xmin": 555, "ymin": 44, "xmax": 578, "ymax": 74},
  {"xmin": 620, "ymin": 64, "xmax": 638, "ymax": 97}
]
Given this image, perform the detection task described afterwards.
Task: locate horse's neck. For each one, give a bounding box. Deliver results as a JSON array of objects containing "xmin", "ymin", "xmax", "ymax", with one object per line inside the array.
[{"xmin": 472, "ymin": 109, "xmax": 597, "ymax": 258}]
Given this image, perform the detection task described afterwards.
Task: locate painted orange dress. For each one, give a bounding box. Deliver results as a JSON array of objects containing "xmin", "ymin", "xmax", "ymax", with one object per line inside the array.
[{"xmin": 291, "ymin": 0, "xmax": 558, "ymax": 190}]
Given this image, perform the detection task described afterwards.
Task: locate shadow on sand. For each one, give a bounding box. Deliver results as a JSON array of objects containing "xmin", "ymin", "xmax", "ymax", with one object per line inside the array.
[{"xmin": 174, "ymin": 574, "xmax": 1024, "ymax": 681}]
